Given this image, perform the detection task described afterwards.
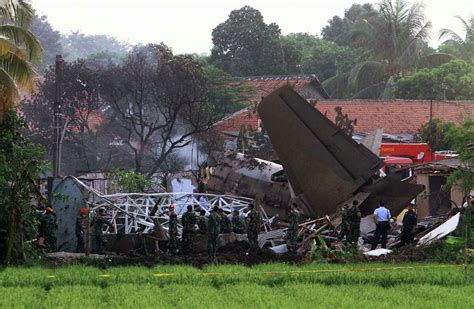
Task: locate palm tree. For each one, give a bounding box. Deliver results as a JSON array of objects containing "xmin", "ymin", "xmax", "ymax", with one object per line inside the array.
[
  {"xmin": 439, "ymin": 16, "xmax": 474, "ymax": 63},
  {"xmin": 0, "ymin": 0, "xmax": 42, "ymax": 123},
  {"xmin": 324, "ymin": 0, "xmax": 441, "ymax": 99}
]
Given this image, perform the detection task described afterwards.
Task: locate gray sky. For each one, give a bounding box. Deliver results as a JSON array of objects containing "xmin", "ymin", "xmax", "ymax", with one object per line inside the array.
[{"xmin": 33, "ymin": 0, "xmax": 473, "ymax": 54}]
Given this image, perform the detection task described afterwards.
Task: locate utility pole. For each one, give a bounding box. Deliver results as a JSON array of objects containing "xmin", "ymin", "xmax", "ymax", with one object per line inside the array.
[{"xmin": 52, "ymin": 55, "xmax": 64, "ymax": 177}]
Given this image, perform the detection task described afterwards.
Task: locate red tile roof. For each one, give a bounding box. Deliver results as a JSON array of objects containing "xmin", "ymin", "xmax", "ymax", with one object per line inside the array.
[
  {"xmin": 214, "ymin": 99, "xmax": 474, "ymax": 136},
  {"xmin": 243, "ymin": 74, "xmax": 328, "ymax": 105},
  {"xmin": 317, "ymin": 100, "xmax": 474, "ymax": 133},
  {"xmin": 214, "ymin": 75, "xmax": 329, "ymax": 136}
]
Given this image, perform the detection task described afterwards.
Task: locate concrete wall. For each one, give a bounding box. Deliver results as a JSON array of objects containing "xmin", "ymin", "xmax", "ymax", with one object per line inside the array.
[{"xmin": 416, "ymin": 174, "xmax": 460, "ymax": 218}]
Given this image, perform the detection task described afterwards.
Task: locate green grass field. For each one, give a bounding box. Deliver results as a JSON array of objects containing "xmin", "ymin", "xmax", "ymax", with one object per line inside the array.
[{"xmin": 1, "ymin": 263, "xmax": 473, "ymax": 308}]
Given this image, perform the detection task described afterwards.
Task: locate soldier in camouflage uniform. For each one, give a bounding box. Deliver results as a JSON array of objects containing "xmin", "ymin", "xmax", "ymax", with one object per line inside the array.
[
  {"xmin": 347, "ymin": 200, "xmax": 362, "ymax": 244},
  {"xmin": 286, "ymin": 202, "xmax": 301, "ymax": 252},
  {"xmin": 231, "ymin": 210, "xmax": 245, "ymax": 234},
  {"xmin": 339, "ymin": 204, "xmax": 350, "ymax": 242},
  {"xmin": 207, "ymin": 206, "xmax": 221, "ymax": 256},
  {"xmin": 75, "ymin": 207, "xmax": 88, "ymax": 253},
  {"xmin": 168, "ymin": 204, "xmax": 178, "ymax": 254},
  {"xmin": 181, "ymin": 205, "xmax": 197, "ymax": 254},
  {"xmin": 91, "ymin": 208, "xmax": 113, "ymax": 254},
  {"xmin": 219, "ymin": 208, "xmax": 233, "ymax": 233},
  {"xmin": 197, "ymin": 209, "xmax": 208, "ymax": 234},
  {"xmin": 246, "ymin": 203, "xmax": 261, "ymax": 249},
  {"xmin": 39, "ymin": 207, "xmax": 58, "ymax": 252}
]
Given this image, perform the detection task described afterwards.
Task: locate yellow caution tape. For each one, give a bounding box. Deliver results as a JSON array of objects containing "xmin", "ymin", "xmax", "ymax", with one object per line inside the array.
[
  {"xmin": 151, "ymin": 264, "xmax": 465, "ymax": 278},
  {"xmin": 44, "ymin": 264, "xmax": 466, "ymax": 279}
]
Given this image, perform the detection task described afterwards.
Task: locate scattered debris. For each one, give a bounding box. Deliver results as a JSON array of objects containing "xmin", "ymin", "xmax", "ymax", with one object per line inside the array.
[
  {"xmin": 417, "ymin": 213, "xmax": 460, "ymax": 246},
  {"xmin": 364, "ymin": 248, "xmax": 392, "ymax": 257}
]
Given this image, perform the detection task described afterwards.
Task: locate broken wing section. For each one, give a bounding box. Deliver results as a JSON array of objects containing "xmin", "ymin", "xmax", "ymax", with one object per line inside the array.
[{"xmin": 257, "ymin": 86, "xmax": 384, "ymax": 217}]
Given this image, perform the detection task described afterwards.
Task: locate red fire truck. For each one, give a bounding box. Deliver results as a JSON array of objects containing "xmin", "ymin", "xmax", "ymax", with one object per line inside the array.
[{"xmin": 379, "ymin": 143, "xmax": 457, "ymax": 180}]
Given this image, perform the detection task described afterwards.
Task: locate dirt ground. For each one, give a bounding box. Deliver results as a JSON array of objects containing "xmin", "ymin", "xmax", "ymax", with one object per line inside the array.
[{"xmin": 44, "ymin": 241, "xmax": 304, "ymax": 268}]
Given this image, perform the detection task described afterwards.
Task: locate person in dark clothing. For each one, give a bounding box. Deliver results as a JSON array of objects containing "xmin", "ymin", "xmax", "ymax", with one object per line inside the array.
[
  {"xmin": 39, "ymin": 207, "xmax": 58, "ymax": 252},
  {"xmin": 76, "ymin": 207, "xmax": 88, "ymax": 253},
  {"xmin": 231, "ymin": 210, "xmax": 245, "ymax": 234},
  {"xmin": 339, "ymin": 204, "xmax": 350, "ymax": 242},
  {"xmin": 197, "ymin": 209, "xmax": 208, "ymax": 234},
  {"xmin": 219, "ymin": 208, "xmax": 233, "ymax": 233},
  {"xmin": 207, "ymin": 206, "xmax": 221, "ymax": 256},
  {"xmin": 371, "ymin": 202, "xmax": 391, "ymax": 250},
  {"xmin": 348, "ymin": 200, "xmax": 362, "ymax": 244},
  {"xmin": 400, "ymin": 205, "xmax": 417, "ymax": 246},
  {"xmin": 91, "ymin": 208, "xmax": 113, "ymax": 254},
  {"xmin": 181, "ymin": 205, "xmax": 197, "ymax": 254},
  {"xmin": 168, "ymin": 204, "xmax": 178, "ymax": 254}
]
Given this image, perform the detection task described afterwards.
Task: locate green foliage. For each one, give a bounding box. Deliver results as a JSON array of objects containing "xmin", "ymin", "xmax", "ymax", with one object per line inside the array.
[
  {"xmin": 414, "ymin": 119, "xmax": 455, "ymax": 151},
  {"xmin": 395, "ymin": 60, "xmax": 474, "ymax": 100},
  {"xmin": 438, "ymin": 15, "xmax": 474, "ymax": 63},
  {"xmin": 323, "ymin": 0, "xmax": 435, "ymax": 99},
  {"xmin": 109, "ymin": 169, "xmax": 152, "ymax": 193},
  {"xmin": 445, "ymin": 118, "xmax": 474, "ymax": 195},
  {"xmin": 322, "ymin": 3, "xmax": 377, "ymax": 46},
  {"xmin": 210, "ymin": 6, "xmax": 286, "ymax": 76},
  {"xmin": 304, "ymin": 41, "xmax": 361, "ymax": 81},
  {"xmin": 0, "ymin": 110, "xmax": 48, "ymax": 264},
  {"xmin": 203, "ymin": 64, "xmax": 252, "ymax": 117},
  {"xmin": 0, "ymin": 0, "xmax": 43, "ymax": 121}
]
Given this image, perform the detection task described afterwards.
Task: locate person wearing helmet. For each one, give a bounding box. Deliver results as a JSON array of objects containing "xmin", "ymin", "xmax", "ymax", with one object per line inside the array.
[
  {"xmin": 76, "ymin": 207, "xmax": 89, "ymax": 253},
  {"xmin": 39, "ymin": 207, "xmax": 58, "ymax": 252}
]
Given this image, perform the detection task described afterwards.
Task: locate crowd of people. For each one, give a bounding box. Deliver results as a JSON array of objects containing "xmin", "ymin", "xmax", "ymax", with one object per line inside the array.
[
  {"xmin": 37, "ymin": 198, "xmax": 419, "ymax": 256},
  {"xmin": 166, "ymin": 203, "xmax": 264, "ymax": 256},
  {"xmin": 340, "ymin": 201, "xmax": 418, "ymax": 250}
]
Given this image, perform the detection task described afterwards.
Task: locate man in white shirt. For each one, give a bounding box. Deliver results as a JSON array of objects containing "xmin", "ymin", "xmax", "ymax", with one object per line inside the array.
[{"xmin": 371, "ymin": 202, "xmax": 391, "ymax": 250}]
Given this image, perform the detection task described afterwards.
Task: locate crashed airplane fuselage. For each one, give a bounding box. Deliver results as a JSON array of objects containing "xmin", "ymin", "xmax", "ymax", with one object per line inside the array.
[
  {"xmin": 206, "ymin": 152, "xmax": 292, "ymax": 217},
  {"xmin": 257, "ymin": 86, "xmax": 424, "ymax": 217}
]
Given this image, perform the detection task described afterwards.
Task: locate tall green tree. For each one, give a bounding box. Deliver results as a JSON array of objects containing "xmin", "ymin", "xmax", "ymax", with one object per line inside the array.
[
  {"xmin": 324, "ymin": 0, "xmax": 438, "ymax": 99},
  {"xmin": 321, "ymin": 3, "xmax": 377, "ymax": 47},
  {"xmin": 395, "ymin": 59, "xmax": 474, "ymax": 100},
  {"xmin": 439, "ymin": 16, "xmax": 474, "ymax": 63},
  {"xmin": 414, "ymin": 119, "xmax": 455, "ymax": 151},
  {"xmin": 210, "ymin": 6, "xmax": 285, "ymax": 76},
  {"xmin": 445, "ymin": 119, "xmax": 474, "ymax": 197},
  {"xmin": 0, "ymin": 0, "xmax": 43, "ymax": 123},
  {"xmin": 0, "ymin": 111, "xmax": 48, "ymax": 264}
]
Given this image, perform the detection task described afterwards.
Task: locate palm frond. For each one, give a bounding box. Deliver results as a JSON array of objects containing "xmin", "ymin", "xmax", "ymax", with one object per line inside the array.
[
  {"xmin": 322, "ymin": 73, "xmax": 349, "ymax": 99},
  {"xmin": 0, "ymin": 50, "xmax": 37, "ymax": 90},
  {"xmin": 439, "ymin": 28, "xmax": 464, "ymax": 45},
  {"xmin": 0, "ymin": 66, "xmax": 19, "ymax": 121},
  {"xmin": 352, "ymin": 82, "xmax": 386, "ymax": 99},
  {"xmin": 382, "ymin": 76, "xmax": 396, "ymax": 99},
  {"xmin": 348, "ymin": 60, "xmax": 386, "ymax": 91},
  {"xmin": 0, "ymin": 25, "xmax": 43, "ymax": 61},
  {"xmin": 454, "ymin": 15, "xmax": 472, "ymax": 33}
]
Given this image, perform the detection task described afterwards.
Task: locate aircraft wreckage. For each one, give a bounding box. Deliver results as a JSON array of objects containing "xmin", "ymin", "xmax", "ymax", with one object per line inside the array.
[{"xmin": 207, "ymin": 86, "xmax": 424, "ymax": 218}]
